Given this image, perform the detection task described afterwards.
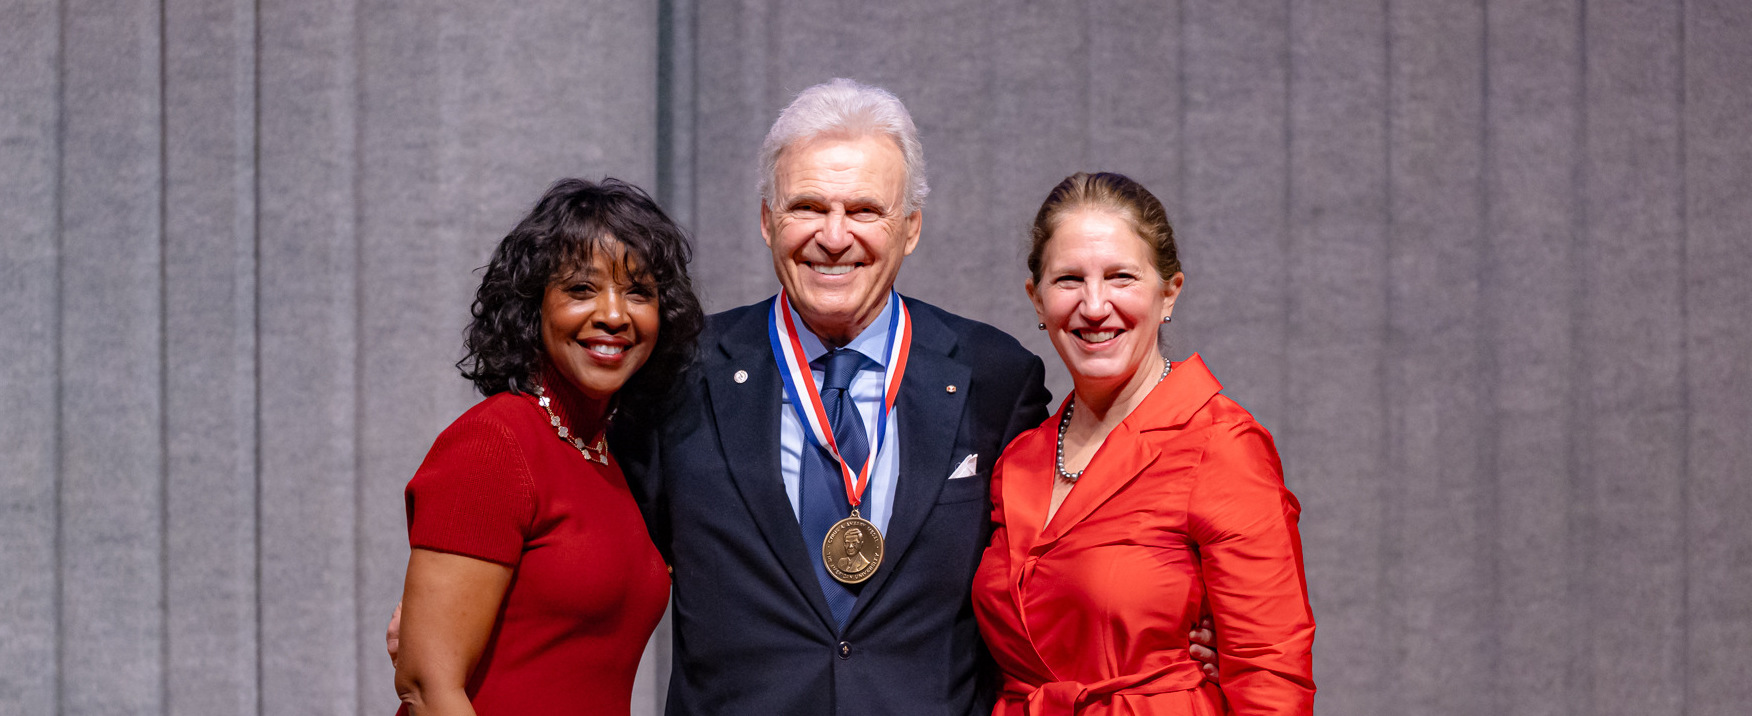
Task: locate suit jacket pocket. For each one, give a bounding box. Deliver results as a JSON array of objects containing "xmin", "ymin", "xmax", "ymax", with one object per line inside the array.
[{"xmin": 935, "ymin": 472, "xmax": 990, "ymax": 504}]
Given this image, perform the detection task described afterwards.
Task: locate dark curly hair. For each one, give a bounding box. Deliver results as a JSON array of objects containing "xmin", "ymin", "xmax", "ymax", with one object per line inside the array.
[{"xmin": 459, "ymin": 178, "xmax": 704, "ymax": 421}]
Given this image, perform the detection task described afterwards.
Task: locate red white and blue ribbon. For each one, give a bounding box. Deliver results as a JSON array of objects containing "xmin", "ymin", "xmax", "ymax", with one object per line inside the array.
[{"xmin": 768, "ymin": 290, "xmax": 912, "ymax": 509}]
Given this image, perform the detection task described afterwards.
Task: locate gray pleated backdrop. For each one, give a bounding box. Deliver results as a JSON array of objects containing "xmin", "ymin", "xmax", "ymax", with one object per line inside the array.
[{"xmin": 3, "ymin": 1, "xmax": 1749, "ymax": 714}]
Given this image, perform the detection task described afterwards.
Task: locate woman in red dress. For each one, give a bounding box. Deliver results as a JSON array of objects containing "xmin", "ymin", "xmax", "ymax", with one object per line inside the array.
[
  {"xmin": 392, "ymin": 178, "xmax": 703, "ymax": 716},
  {"xmin": 973, "ymin": 173, "xmax": 1315, "ymax": 715}
]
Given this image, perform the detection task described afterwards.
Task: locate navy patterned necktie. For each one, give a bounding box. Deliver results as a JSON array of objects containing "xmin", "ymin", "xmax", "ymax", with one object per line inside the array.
[{"xmin": 800, "ymin": 348, "xmax": 872, "ymax": 629}]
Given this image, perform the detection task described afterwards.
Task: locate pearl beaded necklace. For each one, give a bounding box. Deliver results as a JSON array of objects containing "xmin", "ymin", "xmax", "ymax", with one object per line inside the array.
[{"xmin": 1054, "ymin": 357, "xmax": 1172, "ymax": 484}]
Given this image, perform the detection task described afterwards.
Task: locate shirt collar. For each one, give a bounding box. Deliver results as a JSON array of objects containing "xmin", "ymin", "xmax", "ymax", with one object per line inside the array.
[{"xmin": 787, "ymin": 292, "xmax": 895, "ymax": 369}]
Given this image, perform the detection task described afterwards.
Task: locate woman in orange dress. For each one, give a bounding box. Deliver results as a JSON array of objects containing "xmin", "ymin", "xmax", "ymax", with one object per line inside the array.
[{"xmin": 972, "ymin": 172, "xmax": 1315, "ymax": 715}]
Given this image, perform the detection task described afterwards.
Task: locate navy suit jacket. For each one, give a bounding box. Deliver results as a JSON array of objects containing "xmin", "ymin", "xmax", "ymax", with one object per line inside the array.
[{"xmin": 615, "ymin": 295, "xmax": 1050, "ymax": 715}]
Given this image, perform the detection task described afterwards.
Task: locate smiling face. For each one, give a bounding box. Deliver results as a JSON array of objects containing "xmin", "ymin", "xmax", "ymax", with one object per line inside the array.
[
  {"xmin": 1027, "ymin": 210, "xmax": 1183, "ymax": 392},
  {"xmin": 540, "ymin": 238, "xmax": 661, "ymax": 400},
  {"xmin": 761, "ymin": 133, "xmax": 921, "ymax": 346}
]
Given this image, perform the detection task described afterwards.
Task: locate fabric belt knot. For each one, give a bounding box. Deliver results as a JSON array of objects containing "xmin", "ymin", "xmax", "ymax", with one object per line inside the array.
[
  {"xmin": 800, "ymin": 348, "xmax": 873, "ymax": 630},
  {"xmin": 1001, "ymin": 659, "xmax": 1208, "ymax": 716}
]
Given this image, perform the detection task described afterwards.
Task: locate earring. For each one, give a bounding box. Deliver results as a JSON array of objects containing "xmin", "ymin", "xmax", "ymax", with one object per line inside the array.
[
  {"xmin": 1162, "ymin": 316, "xmax": 1172, "ymax": 323},
  {"xmin": 1037, "ymin": 323, "xmax": 1046, "ymax": 330}
]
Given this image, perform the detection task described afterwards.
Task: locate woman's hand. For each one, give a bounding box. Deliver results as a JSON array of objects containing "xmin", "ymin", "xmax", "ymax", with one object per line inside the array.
[{"xmin": 393, "ymin": 548, "xmax": 513, "ymax": 716}]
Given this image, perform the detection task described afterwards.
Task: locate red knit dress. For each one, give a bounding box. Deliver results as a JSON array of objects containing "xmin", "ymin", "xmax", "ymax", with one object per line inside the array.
[{"xmin": 398, "ymin": 370, "xmax": 670, "ymax": 715}]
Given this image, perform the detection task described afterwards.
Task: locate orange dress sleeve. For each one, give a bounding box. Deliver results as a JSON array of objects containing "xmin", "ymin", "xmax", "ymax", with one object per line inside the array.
[{"xmin": 1186, "ymin": 417, "xmax": 1316, "ymax": 715}]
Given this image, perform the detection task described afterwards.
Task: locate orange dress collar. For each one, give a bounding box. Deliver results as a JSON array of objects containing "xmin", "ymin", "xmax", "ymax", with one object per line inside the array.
[{"xmin": 1003, "ymin": 354, "xmax": 1225, "ymax": 557}]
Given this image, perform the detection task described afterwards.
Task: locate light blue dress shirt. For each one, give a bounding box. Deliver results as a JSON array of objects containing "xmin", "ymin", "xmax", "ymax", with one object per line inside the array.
[{"xmin": 779, "ymin": 295, "xmax": 901, "ymax": 533}]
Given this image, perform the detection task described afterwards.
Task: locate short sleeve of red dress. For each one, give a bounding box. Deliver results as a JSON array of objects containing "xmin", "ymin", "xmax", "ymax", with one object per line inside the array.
[{"xmin": 404, "ymin": 416, "xmax": 537, "ymax": 566}]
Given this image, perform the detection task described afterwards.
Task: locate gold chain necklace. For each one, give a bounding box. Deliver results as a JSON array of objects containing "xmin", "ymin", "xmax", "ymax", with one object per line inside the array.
[{"xmin": 533, "ymin": 385, "xmax": 609, "ymax": 465}]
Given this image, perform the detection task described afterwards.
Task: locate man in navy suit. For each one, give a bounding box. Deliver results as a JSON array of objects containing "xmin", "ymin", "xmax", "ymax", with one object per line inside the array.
[{"xmin": 615, "ymin": 78, "xmax": 1052, "ymax": 715}]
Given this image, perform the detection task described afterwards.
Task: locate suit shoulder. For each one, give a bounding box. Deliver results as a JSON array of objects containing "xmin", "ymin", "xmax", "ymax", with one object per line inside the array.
[
  {"xmin": 649, "ymin": 301, "xmax": 767, "ymax": 419},
  {"xmin": 702, "ymin": 301, "xmax": 768, "ymax": 342}
]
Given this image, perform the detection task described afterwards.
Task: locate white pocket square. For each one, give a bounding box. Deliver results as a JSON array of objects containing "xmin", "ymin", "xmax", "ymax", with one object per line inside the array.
[{"xmin": 947, "ymin": 453, "xmax": 979, "ymax": 479}]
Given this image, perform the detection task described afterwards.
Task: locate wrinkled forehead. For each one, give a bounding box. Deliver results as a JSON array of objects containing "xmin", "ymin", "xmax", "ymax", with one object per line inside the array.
[{"xmin": 773, "ymin": 132, "xmax": 907, "ymax": 196}]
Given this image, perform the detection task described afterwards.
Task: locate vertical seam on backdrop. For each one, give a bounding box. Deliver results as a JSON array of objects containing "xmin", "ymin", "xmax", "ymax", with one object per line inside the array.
[
  {"xmin": 1175, "ymin": 0, "xmax": 1185, "ymax": 236},
  {"xmin": 1081, "ymin": 2, "xmax": 1092, "ymax": 165},
  {"xmin": 688, "ymin": 0, "xmax": 700, "ymax": 227},
  {"xmin": 352, "ymin": 0, "xmax": 369, "ymax": 704},
  {"xmin": 1282, "ymin": 0, "xmax": 1293, "ymax": 414},
  {"xmin": 158, "ymin": 0, "xmax": 172, "ymax": 712},
  {"xmin": 1567, "ymin": 1, "xmax": 1590, "ymax": 712},
  {"xmin": 657, "ymin": 0, "xmax": 696, "ymax": 229},
  {"xmin": 1675, "ymin": 1, "xmax": 1690, "ymax": 711},
  {"xmin": 657, "ymin": 0, "xmax": 674, "ymax": 212},
  {"xmin": 53, "ymin": 0, "xmax": 68, "ymax": 712},
  {"xmin": 1477, "ymin": 0, "xmax": 1502, "ymax": 710},
  {"xmin": 763, "ymin": 0, "xmax": 777, "ymax": 126},
  {"xmin": 668, "ymin": 6, "xmax": 696, "ymax": 700},
  {"xmin": 1378, "ymin": 0, "xmax": 1397, "ymax": 705},
  {"xmin": 252, "ymin": 0, "xmax": 265, "ymax": 711},
  {"xmin": 238, "ymin": 0, "xmax": 260, "ymax": 709}
]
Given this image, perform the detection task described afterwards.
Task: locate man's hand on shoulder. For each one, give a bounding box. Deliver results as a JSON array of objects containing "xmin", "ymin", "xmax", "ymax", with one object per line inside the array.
[{"xmin": 386, "ymin": 602, "xmax": 402, "ymax": 666}]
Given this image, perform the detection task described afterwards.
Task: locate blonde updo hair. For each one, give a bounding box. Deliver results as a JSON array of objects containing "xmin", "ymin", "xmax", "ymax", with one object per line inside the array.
[{"xmin": 1027, "ymin": 172, "xmax": 1181, "ymax": 284}]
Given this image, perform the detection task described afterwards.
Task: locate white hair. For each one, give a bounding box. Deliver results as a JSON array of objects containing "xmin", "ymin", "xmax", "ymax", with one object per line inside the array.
[{"xmin": 758, "ymin": 78, "xmax": 929, "ymax": 213}]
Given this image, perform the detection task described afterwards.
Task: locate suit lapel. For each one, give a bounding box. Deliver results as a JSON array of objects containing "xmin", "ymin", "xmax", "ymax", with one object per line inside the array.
[
  {"xmin": 844, "ymin": 298, "xmax": 969, "ymax": 626},
  {"xmin": 705, "ymin": 298, "xmax": 836, "ymax": 630}
]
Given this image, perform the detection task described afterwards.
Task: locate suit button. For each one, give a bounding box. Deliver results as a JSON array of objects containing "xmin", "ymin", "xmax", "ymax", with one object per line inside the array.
[{"xmin": 838, "ymin": 641, "xmax": 851, "ymax": 659}]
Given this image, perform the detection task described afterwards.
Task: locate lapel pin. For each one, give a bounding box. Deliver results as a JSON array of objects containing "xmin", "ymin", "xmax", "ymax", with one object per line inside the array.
[
  {"xmin": 945, "ymin": 385, "xmax": 957, "ymax": 394},
  {"xmin": 733, "ymin": 370, "xmax": 748, "ymax": 384}
]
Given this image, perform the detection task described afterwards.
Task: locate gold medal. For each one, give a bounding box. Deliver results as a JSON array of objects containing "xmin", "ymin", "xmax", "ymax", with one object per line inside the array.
[
  {"xmin": 772, "ymin": 292, "xmax": 911, "ymax": 588},
  {"xmin": 822, "ymin": 510, "xmax": 884, "ymax": 584}
]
